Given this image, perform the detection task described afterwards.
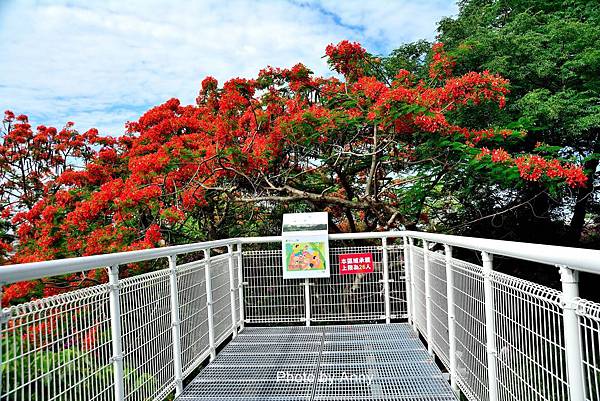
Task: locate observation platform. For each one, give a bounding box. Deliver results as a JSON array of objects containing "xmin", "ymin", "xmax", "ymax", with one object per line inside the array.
[{"xmin": 179, "ymin": 323, "xmax": 457, "ymax": 401}]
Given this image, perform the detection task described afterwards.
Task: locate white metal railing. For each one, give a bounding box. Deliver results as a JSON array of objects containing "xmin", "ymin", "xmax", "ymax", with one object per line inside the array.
[{"xmin": 1, "ymin": 231, "xmax": 600, "ymax": 401}]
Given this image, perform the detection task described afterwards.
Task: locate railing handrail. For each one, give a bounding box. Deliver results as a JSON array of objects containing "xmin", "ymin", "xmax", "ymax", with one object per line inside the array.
[
  {"xmin": 2, "ymin": 230, "xmax": 600, "ymax": 285},
  {"xmin": 0, "ymin": 237, "xmax": 240, "ymax": 284},
  {"xmin": 403, "ymin": 231, "xmax": 600, "ymax": 274}
]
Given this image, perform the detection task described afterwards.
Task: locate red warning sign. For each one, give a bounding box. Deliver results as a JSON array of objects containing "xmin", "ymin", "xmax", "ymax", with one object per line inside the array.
[{"xmin": 339, "ymin": 253, "xmax": 374, "ymax": 274}]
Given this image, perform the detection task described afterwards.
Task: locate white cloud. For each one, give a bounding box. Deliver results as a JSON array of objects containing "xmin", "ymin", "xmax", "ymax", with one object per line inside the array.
[{"xmin": 0, "ymin": 0, "xmax": 457, "ymax": 136}]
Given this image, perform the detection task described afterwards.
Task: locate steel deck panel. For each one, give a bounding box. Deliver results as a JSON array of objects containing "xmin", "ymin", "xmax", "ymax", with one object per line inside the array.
[{"xmin": 179, "ymin": 323, "xmax": 457, "ymax": 401}]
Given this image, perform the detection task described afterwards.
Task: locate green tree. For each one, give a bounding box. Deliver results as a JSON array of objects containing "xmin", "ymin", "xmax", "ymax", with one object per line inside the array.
[{"xmin": 386, "ymin": 0, "xmax": 600, "ymax": 245}]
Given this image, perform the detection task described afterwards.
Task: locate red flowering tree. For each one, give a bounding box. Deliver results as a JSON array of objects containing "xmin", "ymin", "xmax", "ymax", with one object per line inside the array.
[
  {"xmin": 1, "ymin": 40, "xmax": 587, "ymax": 305},
  {"xmin": 0, "ymin": 113, "xmax": 117, "ymax": 257}
]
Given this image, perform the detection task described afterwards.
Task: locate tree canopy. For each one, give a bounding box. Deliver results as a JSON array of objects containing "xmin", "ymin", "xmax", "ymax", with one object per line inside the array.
[
  {"xmin": 429, "ymin": 0, "xmax": 600, "ymax": 245},
  {"xmin": 1, "ymin": 39, "xmax": 588, "ymax": 305}
]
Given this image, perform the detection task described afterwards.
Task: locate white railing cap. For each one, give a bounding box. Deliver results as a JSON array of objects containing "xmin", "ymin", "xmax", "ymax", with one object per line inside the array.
[
  {"xmin": 1, "ymin": 230, "xmax": 600, "ymax": 285},
  {"xmin": 403, "ymin": 231, "xmax": 600, "ymax": 274},
  {"xmin": 0, "ymin": 238, "xmax": 239, "ymax": 284}
]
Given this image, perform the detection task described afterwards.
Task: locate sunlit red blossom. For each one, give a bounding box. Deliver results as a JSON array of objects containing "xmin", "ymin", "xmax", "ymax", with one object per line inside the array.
[
  {"xmin": 429, "ymin": 42, "xmax": 456, "ymax": 79},
  {"xmin": 414, "ymin": 113, "xmax": 448, "ymax": 133},
  {"xmin": 545, "ymin": 159, "xmax": 564, "ymax": 179},
  {"xmin": 0, "ymin": 239, "xmax": 12, "ymax": 254},
  {"xmin": 98, "ymin": 147, "xmax": 118, "ymax": 163},
  {"xmin": 353, "ymin": 76, "xmax": 388, "ymax": 101},
  {"xmin": 4, "ymin": 110, "xmax": 15, "ymax": 121},
  {"xmin": 129, "ymin": 148, "xmax": 170, "ymax": 176},
  {"xmin": 394, "ymin": 69, "xmax": 413, "ymax": 85},
  {"xmin": 511, "ymin": 156, "xmax": 586, "ymax": 187},
  {"xmin": 201, "ymin": 76, "xmax": 218, "ymax": 91},
  {"xmin": 160, "ymin": 206, "xmax": 185, "ymax": 224},
  {"xmin": 476, "ymin": 147, "xmax": 491, "ymax": 160},
  {"xmin": 1, "ymin": 206, "xmax": 12, "ymax": 219},
  {"xmin": 325, "ymin": 40, "xmax": 367, "ymax": 80},
  {"xmin": 287, "ymin": 63, "xmax": 313, "ymax": 91},
  {"xmin": 144, "ymin": 224, "xmax": 162, "ymax": 245},
  {"xmin": 563, "ymin": 165, "xmax": 588, "ymax": 187},
  {"xmin": 491, "ymin": 148, "xmax": 511, "ymax": 163},
  {"xmin": 2, "ymin": 281, "xmax": 38, "ymax": 305},
  {"xmin": 181, "ymin": 188, "xmax": 205, "ymax": 209},
  {"xmin": 515, "ymin": 155, "xmax": 547, "ymax": 181}
]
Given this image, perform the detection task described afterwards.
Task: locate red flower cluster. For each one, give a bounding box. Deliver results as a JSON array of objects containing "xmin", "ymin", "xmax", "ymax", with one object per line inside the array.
[
  {"xmin": 429, "ymin": 43, "xmax": 456, "ymax": 79},
  {"xmin": 477, "ymin": 149, "xmax": 586, "ymax": 187},
  {"xmin": 2, "ymin": 281, "xmax": 37, "ymax": 305},
  {"xmin": 325, "ymin": 40, "xmax": 367, "ymax": 80},
  {"xmin": 514, "ymin": 156, "xmax": 587, "ymax": 187}
]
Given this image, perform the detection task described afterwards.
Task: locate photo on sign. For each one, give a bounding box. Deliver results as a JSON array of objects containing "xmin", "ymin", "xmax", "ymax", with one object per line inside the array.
[{"xmin": 285, "ymin": 241, "xmax": 327, "ymax": 272}]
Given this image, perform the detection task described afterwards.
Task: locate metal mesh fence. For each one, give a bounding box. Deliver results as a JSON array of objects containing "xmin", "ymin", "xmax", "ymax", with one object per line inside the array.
[
  {"xmin": 1, "ymin": 286, "xmax": 114, "ymax": 401},
  {"xmin": 451, "ymin": 258, "xmax": 489, "ymax": 401},
  {"xmin": 578, "ymin": 300, "xmax": 600, "ymax": 401},
  {"xmin": 411, "ymin": 246, "xmax": 427, "ymax": 336},
  {"xmin": 311, "ymin": 245, "xmax": 384, "ymax": 322},
  {"xmin": 491, "ymin": 271, "xmax": 568, "ymax": 401},
  {"xmin": 242, "ymin": 244, "xmax": 408, "ymax": 324},
  {"xmin": 428, "ymin": 250, "xmax": 450, "ymax": 369},
  {"xmin": 119, "ymin": 270, "xmax": 174, "ymax": 401},
  {"xmin": 242, "ymin": 249, "xmax": 305, "ymax": 323},
  {"xmin": 232, "ymin": 252, "xmax": 241, "ymax": 329},
  {"xmin": 209, "ymin": 256, "xmax": 232, "ymax": 344},
  {"xmin": 176, "ymin": 260, "xmax": 209, "ymax": 376},
  {"xmin": 388, "ymin": 245, "xmax": 407, "ymax": 320}
]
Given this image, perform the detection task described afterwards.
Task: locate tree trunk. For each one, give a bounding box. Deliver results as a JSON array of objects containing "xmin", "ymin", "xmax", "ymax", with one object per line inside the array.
[{"xmin": 569, "ymin": 149, "xmax": 599, "ymax": 244}]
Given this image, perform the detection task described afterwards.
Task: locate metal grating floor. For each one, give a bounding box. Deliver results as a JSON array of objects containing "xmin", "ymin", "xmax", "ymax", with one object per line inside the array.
[{"xmin": 178, "ymin": 323, "xmax": 457, "ymax": 401}]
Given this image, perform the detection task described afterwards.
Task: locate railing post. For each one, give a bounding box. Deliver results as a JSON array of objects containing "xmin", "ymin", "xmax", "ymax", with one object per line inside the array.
[
  {"xmin": 423, "ymin": 240, "xmax": 434, "ymax": 356},
  {"xmin": 227, "ymin": 244, "xmax": 238, "ymax": 339},
  {"xmin": 204, "ymin": 249, "xmax": 216, "ymax": 360},
  {"xmin": 237, "ymin": 242, "xmax": 245, "ymax": 331},
  {"xmin": 402, "ymin": 236, "xmax": 413, "ymax": 325},
  {"xmin": 444, "ymin": 245, "xmax": 459, "ymax": 395},
  {"xmin": 107, "ymin": 265, "xmax": 125, "ymax": 401},
  {"xmin": 168, "ymin": 255, "xmax": 184, "ymax": 395},
  {"xmin": 409, "ymin": 237, "xmax": 417, "ymax": 333},
  {"xmin": 0, "ymin": 285, "xmax": 7, "ymax": 397},
  {"xmin": 382, "ymin": 237, "xmax": 391, "ymax": 323},
  {"xmin": 481, "ymin": 251, "xmax": 498, "ymax": 401},
  {"xmin": 304, "ymin": 278, "xmax": 311, "ymax": 326},
  {"xmin": 559, "ymin": 266, "xmax": 585, "ymax": 401}
]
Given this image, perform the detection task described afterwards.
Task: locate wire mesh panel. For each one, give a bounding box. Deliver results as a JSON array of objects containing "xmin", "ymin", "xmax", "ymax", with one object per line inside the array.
[
  {"xmin": 451, "ymin": 258, "xmax": 488, "ymax": 401},
  {"xmin": 119, "ymin": 270, "xmax": 174, "ymax": 401},
  {"xmin": 412, "ymin": 246, "xmax": 427, "ymax": 336},
  {"xmin": 242, "ymin": 249, "xmax": 305, "ymax": 323},
  {"xmin": 578, "ymin": 299, "xmax": 600, "ymax": 401},
  {"xmin": 428, "ymin": 250, "xmax": 450, "ymax": 368},
  {"xmin": 210, "ymin": 256, "xmax": 233, "ymax": 344},
  {"xmin": 491, "ymin": 271, "xmax": 568, "ymax": 401},
  {"xmin": 232, "ymin": 252, "xmax": 241, "ymax": 326},
  {"xmin": 176, "ymin": 260, "xmax": 209, "ymax": 376},
  {"xmin": 1, "ymin": 286, "xmax": 114, "ymax": 401},
  {"xmin": 388, "ymin": 244, "xmax": 408, "ymax": 319},
  {"xmin": 311, "ymin": 245, "xmax": 385, "ymax": 322}
]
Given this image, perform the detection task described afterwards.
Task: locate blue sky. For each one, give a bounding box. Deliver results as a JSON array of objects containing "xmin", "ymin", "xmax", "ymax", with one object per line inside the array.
[{"xmin": 0, "ymin": 0, "xmax": 458, "ymax": 136}]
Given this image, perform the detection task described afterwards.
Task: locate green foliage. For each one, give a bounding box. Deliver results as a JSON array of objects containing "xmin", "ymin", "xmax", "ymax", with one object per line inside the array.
[
  {"xmin": 1, "ymin": 328, "xmax": 156, "ymax": 401},
  {"xmin": 438, "ymin": 0, "xmax": 600, "ymax": 149},
  {"xmin": 383, "ymin": 0, "xmax": 600, "ymax": 245}
]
